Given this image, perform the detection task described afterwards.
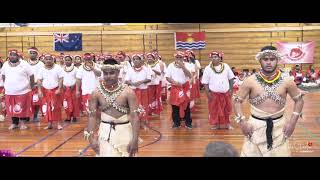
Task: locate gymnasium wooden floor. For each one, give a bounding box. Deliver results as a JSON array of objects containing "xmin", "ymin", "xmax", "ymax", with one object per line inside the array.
[{"xmin": 0, "ymin": 91, "xmax": 319, "ymax": 157}]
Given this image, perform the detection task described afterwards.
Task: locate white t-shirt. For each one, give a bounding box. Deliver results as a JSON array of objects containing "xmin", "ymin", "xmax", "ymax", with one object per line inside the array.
[
  {"xmin": 38, "ymin": 65, "xmax": 63, "ymax": 90},
  {"xmin": 62, "ymin": 66, "xmax": 78, "ymax": 87},
  {"xmin": 201, "ymin": 63, "xmax": 235, "ymax": 93},
  {"xmin": 185, "ymin": 62, "xmax": 196, "ymax": 82},
  {"xmin": 149, "ymin": 63, "xmax": 162, "ymax": 85},
  {"xmin": 165, "ymin": 62, "xmax": 193, "ymax": 84},
  {"xmin": 28, "ymin": 60, "xmax": 45, "ymax": 82},
  {"xmin": 76, "ymin": 65, "xmax": 99, "ymax": 95},
  {"xmin": 195, "ymin": 59, "xmax": 201, "ymax": 78},
  {"xmin": 125, "ymin": 66, "xmax": 152, "ymax": 89},
  {"xmin": 2, "ymin": 60, "xmax": 33, "ymax": 95}
]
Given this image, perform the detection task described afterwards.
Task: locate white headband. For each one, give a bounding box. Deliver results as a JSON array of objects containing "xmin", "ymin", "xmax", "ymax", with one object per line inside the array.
[{"xmin": 255, "ymin": 50, "xmax": 282, "ymax": 61}]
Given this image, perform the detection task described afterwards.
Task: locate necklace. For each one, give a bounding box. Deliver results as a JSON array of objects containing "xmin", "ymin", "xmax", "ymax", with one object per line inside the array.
[
  {"xmin": 102, "ymin": 81, "xmax": 122, "ymax": 93},
  {"xmin": 258, "ymin": 70, "xmax": 281, "ymax": 84},
  {"xmin": 210, "ymin": 62, "xmax": 224, "ymax": 74},
  {"xmin": 134, "ymin": 66, "xmax": 143, "ymax": 72},
  {"xmin": 149, "ymin": 60, "xmax": 159, "ymax": 68},
  {"xmin": 83, "ymin": 62, "xmax": 93, "ymax": 71},
  {"xmin": 28, "ymin": 59, "xmax": 39, "ymax": 66},
  {"xmin": 8, "ymin": 60, "xmax": 20, "ymax": 67},
  {"xmin": 45, "ymin": 64, "xmax": 55, "ymax": 70},
  {"xmin": 239, "ymin": 76, "xmax": 245, "ymax": 81},
  {"xmin": 98, "ymin": 82, "xmax": 128, "ymax": 114},
  {"xmin": 64, "ymin": 65, "xmax": 74, "ymax": 72}
]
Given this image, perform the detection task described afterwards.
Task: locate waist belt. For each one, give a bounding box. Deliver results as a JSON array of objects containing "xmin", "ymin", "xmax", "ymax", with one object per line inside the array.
[
  {"xmin": 251, "ymin": 114, "xmax": 283, "ymax": 150},
  {"xmin": 101, "ymin": 121, "xmax": 130, "ymax": 142}
]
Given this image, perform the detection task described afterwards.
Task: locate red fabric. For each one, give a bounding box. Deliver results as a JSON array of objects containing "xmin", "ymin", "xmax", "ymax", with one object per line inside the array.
[
  {"xmin": 194, "ymin": 79, "xmax": 201, "ymax": 99},
  {"xmin": 134, "ymin": 89, "xmax": 149, "ymax": 121},
  {"xmin": 5, "ymin": 92, "xmax": 32, "ymax": 118},
  {"xmin": 170, "ymin": 82, "xmax": 190, "ymax": 118},
  {"xmin": 161, "ymin": 81, "xmax": 167, "ymax": 101},
  {"xmin": 81, "ymin": 94, "xmax": 91, "ymax": 112},
  {"xmin": 208, "ymin": 92, "xmax": 232, "ymax": 125},
  {"xmin": 63, "ymin": 86, "xmax": 80, "ymax": 119},
  {"xmin": 0, "ymin": 87, "xmax": 6, "ymax": 116},
  {"xmin": 148, "ymin": 84, "xmax": 163, "ymax": 115},
  {"xmin": 233, "ymin": 84, "xmax": 239, "ymax": 93},
  {"xmin": 307, "ymin": 68, "xmax": 319, "ymax": 81},
  {"xmin": 42, "ymin": 87, "xmax": 62, "ymax": 122},
  {"xmin": 30, "ymin": 88, "xmax": 43, "ymax": 116}
]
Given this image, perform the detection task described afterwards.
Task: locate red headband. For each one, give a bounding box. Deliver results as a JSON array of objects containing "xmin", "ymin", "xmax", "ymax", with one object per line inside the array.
[
  {"xmin": 132, "ymin": 54, "xmax": 143, "ymax": 60},
  {"xmin": 8, "ymin": 49, "xmax": 18, "ymax": 56},
  {"xmin": 28, "ymin": 48, "xmax": 39, "ymax": 54},
  {"xmin": 146, "ymin": 53, "xmax": 155, "ymax": 59},
  {"xmin": 174, "ymin": 51, "xmax": 185, "ymax": 58},
  {"xmin": 209, "ymin": 51, "xmax": 224, "ymax": 58}
]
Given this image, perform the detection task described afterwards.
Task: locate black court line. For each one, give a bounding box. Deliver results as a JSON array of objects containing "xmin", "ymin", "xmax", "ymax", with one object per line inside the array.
[
  {"xmin": 78, "ymin": 123, "xmax": 162, "ymax": 157},
  {"xmin": 15, "ymin": 122, "xmax": 71, "ymax": 156},
  {"xmin": 43, "ymin": 128, "xmax": 85, "ymax": 157}
]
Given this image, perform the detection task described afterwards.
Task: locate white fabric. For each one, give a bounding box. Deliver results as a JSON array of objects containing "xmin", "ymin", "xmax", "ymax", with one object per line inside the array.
[
  {"xmin": 149, "ymin": 63, "xmax": 162, "ymax": 85},
  {"xmin": 125, "ymin": 66, "xmax": 152, "ymax": 90},
  {"xmin": 201, "ymin": 63, "xmax": 235, "ymax": 93},
  {"xmin": 165, "ymin": 62, "xmax": 193, "ymax": 84},
  {"xmin": 62, "ymin": 66, "xmax": 78, "ymax": 87},
  {"xmin": 38, "ymin": 65, "xmax": 63, "ymax": 90},
  {"xmin": 195, "ymin": 59, "xmax": 201, "ymax": 78},
  {"xmin": 2, "ymin": 60, "xmax": 33, "ymax": 95},
  {"xmin": 76, "ymin": 65, "xmax": 99, "ymax": 95},
  {"xmin": 28, "ymin": 60, "xmax": 45, "ymax": 82}
]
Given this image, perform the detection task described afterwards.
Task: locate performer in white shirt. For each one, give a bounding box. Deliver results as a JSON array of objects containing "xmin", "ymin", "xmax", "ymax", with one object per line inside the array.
[
  {"xmin": 125, "ymin": 54, "xmax": 152, "ymax": 129},
  {"xmin": 146, "ymin": 53, "xmax": 163, "ymax": 116},
  {"xmin": 37, "ymin": 54, "xmax": 64, "ymax": 130},
  {"xmin": 76, "ymin": 53, "xmax": 102, "ymax": 115},
  {"xmin": 201, "ymin": 51, "xmax": 235, "ymax": 130},
  {"xmin": 2, "ymin": 50, "xmax": 34, "ymax": 130},
  {"xmin": 62, "ymin": 55, "xmax": 80, "ymax": 123},
  {"xmin": 27, "ymin": 47, "xmax": 44, "ymax": 124},
  {"xmin": 165, "ymin": 51, "xmax": 193, "ymax": 129}
]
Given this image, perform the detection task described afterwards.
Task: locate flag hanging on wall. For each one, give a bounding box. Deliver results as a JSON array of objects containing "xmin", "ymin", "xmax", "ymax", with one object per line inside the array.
[
  {"xmin": 276, "ymin": 41, "xmax": 315, "ymax": 64},
  {"xmin": 54, "ymin": 33, "xmax": 82, "ymax": 51},
  {"xmin": 175, "ymin": 32, "xmax": 206, "ymax": 50}
]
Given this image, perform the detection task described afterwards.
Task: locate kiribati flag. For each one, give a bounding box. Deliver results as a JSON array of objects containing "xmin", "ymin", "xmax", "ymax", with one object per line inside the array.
[{"xmin": 175, "ymin": 32, "xmax": 206, "ymax": 50}]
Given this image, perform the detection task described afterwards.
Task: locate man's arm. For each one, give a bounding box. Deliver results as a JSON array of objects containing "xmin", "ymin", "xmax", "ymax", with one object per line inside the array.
[
  {"xmin": 76, "ymin": 78, "xmax": 81, "ymax": 97},
  {"xmin": 181, "ymin": 65, "xmax": 192, "ymax": 78},
  {"xmin": 232, "ymin": 78, "xmax": 253, "ymax": 137},
  {"xmin": 87, "ymin": 90, "xmax": 100, "ymax": 154},
  {"xmin": 232, "ymin": 78, "xmax": 251, "ymax": 119},
  {"xmin": 29, "ymin": 75, "xmax": 35, "ymax": 89},
  {"xmin": 37, "ymin": 79, "xmax": 43, "ymax": 98},
  {"xmin": 92, "ymin": 67, "xmax": 102, "ymax": 77},
  {"xmin": 283, "ymin": 79, "xmax": 304, "ymax": 138},
  {"xmin": 152, "ymin": 69, "xmax": 161, "ymax": 76},
  {"xmin": 166, "ymin": 77, "xmax": 181, "ymax": 87},
  {"xmin": 229, "ymin": 78, "xmax": 235, "ymax": 94},
  {"xmin": 126, "ymin": 88, "xmax": 140, "ymax": 156}
]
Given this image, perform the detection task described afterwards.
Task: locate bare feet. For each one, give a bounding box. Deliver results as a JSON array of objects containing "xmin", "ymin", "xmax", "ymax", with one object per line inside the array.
[
  {"xmin": 20, "ymin": 124, "xmax": 28, "ymax": 130},
  {"xmin": 44, "ymin": 124, "xmax": 53, "ymax": 130},
  {"xmin": 210, "ymin": 125, "xmax": 219, "ymax": 130},
  {"xmin": 8, "ymin": 124, "xmax": 18, "ymax": 130},
  {"xmin": 57, "ymin": 124, "xmax": 63, "ymax": 130}
]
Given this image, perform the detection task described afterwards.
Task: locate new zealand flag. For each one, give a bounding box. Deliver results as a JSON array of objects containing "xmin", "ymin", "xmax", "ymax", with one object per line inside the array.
[{"xmin": 54, "ymin": 33, "xmax": 82, "ymax": 51}]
